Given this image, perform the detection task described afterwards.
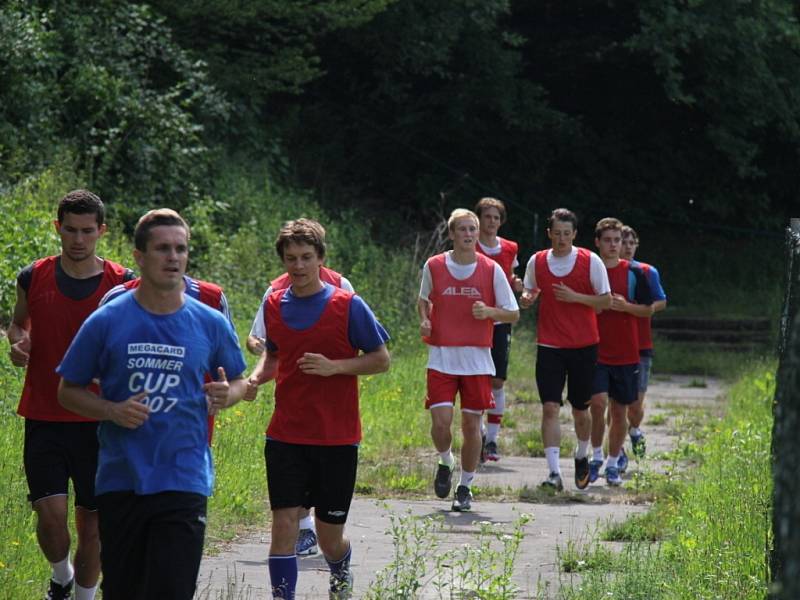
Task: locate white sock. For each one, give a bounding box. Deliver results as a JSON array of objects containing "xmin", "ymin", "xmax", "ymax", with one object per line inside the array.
[
  {"xmin": 439, "ymin": 449, "xmax": 455, "ymax": 467},
  {"xmin": 606, "ymin": 455, "xmax": 619, "ymax": 469},
  {"xmin": 75, "ymin": 583, "xmax": 98, "ymax": 600},
  {"xmin": 592, "ymin": 446, "xmax": 604, "ymax": 462},
  {"xmin": 299, "ymin": 515, "xmax": 315, "ymax": 530},
  {"xmin": 459, "ymin": 470, "xmax": 475, "ymax": 488},
  {"xmin": 486, "ymin": 422, "xmax": 501, "ymax": 443},
  {"xmin": 51, "ymin": 555, "xmax": 73, "ymax": 585},
  {"xmin": 545, "ymin": 447, "xmax": 561, "ymax": 474},
  {"xmin": 630, "ymin": 427, "xmax": 642, "ymax": 437},
  {"xmin": 575, "ymin": 439, "xmax": 590, "ymax": 459}
]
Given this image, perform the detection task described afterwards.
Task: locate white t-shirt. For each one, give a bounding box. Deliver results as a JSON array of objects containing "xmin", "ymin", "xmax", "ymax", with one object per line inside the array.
[
  {"xmin": 419, "ymin": 252, "xmax": 519, "ymax": 375},
  {"xmin": 523, "ymin": 247, "xmax": 610, "ymax": 295},
  {"xmin": 249, "ymin": 275, "xmax": 355, "ymax": 339}
]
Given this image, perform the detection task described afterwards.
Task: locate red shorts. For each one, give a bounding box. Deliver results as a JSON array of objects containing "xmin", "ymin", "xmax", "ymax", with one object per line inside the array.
[{"xmin": 425, "ymin": 369, "xmax": 494, "ymax": 411}]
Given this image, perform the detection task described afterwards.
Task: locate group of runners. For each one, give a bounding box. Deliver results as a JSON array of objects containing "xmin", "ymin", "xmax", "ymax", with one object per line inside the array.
[{"xmin": 7, "ymin": 190, "xmax": 665, "ymax": 600}]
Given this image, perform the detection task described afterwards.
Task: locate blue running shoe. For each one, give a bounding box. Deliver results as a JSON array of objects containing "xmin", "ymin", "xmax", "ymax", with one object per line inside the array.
[
  {"xmin": 296, "ymin": 528, "xmax": 318, "ymax": 556},
  {"xmin": 606, "ymin": 466, "xmax": 623, "ymax": 487},
  {"xmin": 630, "ymin": 431, "xmax": 646, "ymax": 458},
  {"xmin": 617, "ymin": 448, "xmax": 629, "ymax": 473},
  {"xmin": 588, "ymin": 459, "xmax": 603, "ymax": 483},
  {"xmin": 329, "ymin": 569, "xmax": 353, "ymax": 599}
]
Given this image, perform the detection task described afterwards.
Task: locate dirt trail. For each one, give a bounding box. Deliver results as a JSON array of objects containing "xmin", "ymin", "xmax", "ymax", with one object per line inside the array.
[{"xmin": 196, "ymin": 375, "xmax": 725, "ymax": 599}]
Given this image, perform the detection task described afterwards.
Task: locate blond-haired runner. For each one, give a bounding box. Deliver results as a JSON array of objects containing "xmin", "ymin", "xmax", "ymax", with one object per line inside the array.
[{"xmin": 419, "ymin": 209, "xmax": 519, "ymax": 511}]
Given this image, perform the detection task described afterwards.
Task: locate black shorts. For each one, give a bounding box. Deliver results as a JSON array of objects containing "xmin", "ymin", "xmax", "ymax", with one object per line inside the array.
[
  {"xmin": 23, "ymin": 419, "xmax": 99, "ymax": 508},
  {"xmin": 265, "ymin": 439, "xmax": 358, "ymax": 525},
  {"xmin": 592, "ymin": 362, "xmax": 639, "ymax": 405},
  {"xmin": 97, "ymin": 491, "xmax": 207, "ymax": 600},
  {"xmin": 535, "ymin": 345, "xmax": 598, "ymax": 411},
  {"xmin": 490, "ymin": 323, "xmax": 513, "ymax": 380}
]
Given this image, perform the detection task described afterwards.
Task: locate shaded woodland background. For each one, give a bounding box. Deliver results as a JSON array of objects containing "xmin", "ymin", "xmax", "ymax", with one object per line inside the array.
[{"xmin": 2, "ymin": 0, "xmax": 797, "ymax": 317}]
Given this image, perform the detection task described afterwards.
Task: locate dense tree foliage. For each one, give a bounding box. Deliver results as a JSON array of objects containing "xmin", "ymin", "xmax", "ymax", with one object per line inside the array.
[{"xmin": 1, "ymin": 0, "xmax": 799, "ymax": 232}]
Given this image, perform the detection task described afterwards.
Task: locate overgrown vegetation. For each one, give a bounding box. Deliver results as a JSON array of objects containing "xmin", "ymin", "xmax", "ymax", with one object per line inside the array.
[{"xmin": 558, "ymin": 365, "xmax": 775, "ymax": 599}]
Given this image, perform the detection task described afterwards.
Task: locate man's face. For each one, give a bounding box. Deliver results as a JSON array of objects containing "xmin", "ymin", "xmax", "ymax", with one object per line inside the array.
[
  {"xmin": 449, "ymin": 217, "xmax": 479, "ymax": 252},
  {"xmin": 55, "ymin": 212, "xmax": 106, "ymax": 262},
  {"xmin": 547, "ymin": 219, "xmax": 576, "ymax": 253},
  {"xmin": 596, "ymin": 228, "xmax": 622, "ymax": 260},
  {"xmin": 135, "ymin": 225, "xmax": 188, "ymax": 290},
  {"xmin": 478, "ymin": 207, "xmax": 502, "ymax": 238},
  {"xmin": 281, "ymin": 241, "xmax": 323, "ymax": 290},
  {"xmin": 621, "ymin": 235, "xmax": 638, "ymax": 260}
]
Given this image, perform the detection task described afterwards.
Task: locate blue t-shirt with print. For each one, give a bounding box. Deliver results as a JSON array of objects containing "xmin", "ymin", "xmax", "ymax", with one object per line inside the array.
[{"xmin": 57, "ymin": 292, "xmax": 247, "ymax": 497}]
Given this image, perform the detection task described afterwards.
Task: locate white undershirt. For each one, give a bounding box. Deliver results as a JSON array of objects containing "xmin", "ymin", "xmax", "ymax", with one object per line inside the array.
[
  {"xmin": 419, "ymin": 252, "xmax": 519, "ymax": 375},
  {"xmin": 522, "ymin": 247, "xmax": 610, "ymax": 295},
  {"xmin": 477, "ymin": 239, "xmax": 520, "ymax": 269}
]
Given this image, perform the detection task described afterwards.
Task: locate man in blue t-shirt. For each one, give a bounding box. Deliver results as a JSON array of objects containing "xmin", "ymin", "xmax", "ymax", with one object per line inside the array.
[{"xmin": 57, "ymin": 209, "xmax": 248, "ymax": 600}]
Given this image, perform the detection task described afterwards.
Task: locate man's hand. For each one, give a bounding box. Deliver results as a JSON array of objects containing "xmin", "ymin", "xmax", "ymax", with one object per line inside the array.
[
  {"xmin": 472, "ymin": 301, "xmax": 492, "ymax": 320},
  {"xmin": 511, "ymin": 275, "xmax": 524, "ymax": 294},
  {"xmin": 610, "ymin": 293, "xmax": 630, "ymax": 312},
  {"xmin": 519, "ymin": 289, "xmax": 539, "ymax": 309},
  {"xmin": 107, "ymin": 392, "xmax": 150, "ymax": 429},
  {"xmin": 297, "ymin": 352, "xmax": 341, "ymax": 377},
  {"xmin": 419, "ymin": 318, "xmax": 432, "ymax": 338},
  {"xmin": 204, "ymin": 367, "xmax": 230, "ymax": 415},
  {"xmin": 553, "ymin": 282, "xmax": 579, "ymax": 303},
  {"xmin": 9, "ymin": 335, "xmax": 31, "ymax": 367}
]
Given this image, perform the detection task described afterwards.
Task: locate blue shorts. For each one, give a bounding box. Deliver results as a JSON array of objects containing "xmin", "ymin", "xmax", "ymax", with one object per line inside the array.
[
  {"xmin": 638, "ymin": 355, "xmax": 653, "ymax": 393},
  {"xmin": 592, "ymin": 362, "xmax": 639, "ymax": 405}
]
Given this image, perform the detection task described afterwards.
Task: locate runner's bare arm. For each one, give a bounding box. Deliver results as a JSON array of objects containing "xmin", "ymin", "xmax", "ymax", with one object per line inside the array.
[
  {"xmin": 8, "ymin": 283, "xmax": 31, "ymax": 367},
  {"xmin": 58, "ymin": 379, "xmax": 150, "ymax": 429},
  {"xmin": 418, "ymin": 297, "xmax": 432, "ymax": 337}
]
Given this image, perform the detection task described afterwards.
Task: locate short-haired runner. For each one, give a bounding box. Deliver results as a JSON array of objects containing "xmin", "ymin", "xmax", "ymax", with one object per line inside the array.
[
  {"xmin": 588, "ymin": 218, "xmax": 654, "ymax": 486},
  {"xmin": 246, "ymin": 261, "xmax": 354, "ymax": 558},
  {"xmin": 7, "ymin": 189, "xmax": 135, "ymax": 600},
  {"xmin": 57, "ymin": 209, "xmax": 249, "ymax": 600},
  {"xmin": 620, "ymin": 225, "xmax": 667, "ymax": 458},
  {"xmin": 474, "ymin": 197, "xmax": 524, "ymax": 462},
  {"xmin": 519, "ymin": 208, "xmax": 611, "ymax": 491},
  {"xmin": 245, "ymin": 218, "xmax": 390, "ymax": 599}
]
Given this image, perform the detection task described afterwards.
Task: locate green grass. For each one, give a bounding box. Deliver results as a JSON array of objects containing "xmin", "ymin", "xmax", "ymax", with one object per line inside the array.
[{"xmin": 559, "ymin": 364, "xmax": 775, "ymax": 599}]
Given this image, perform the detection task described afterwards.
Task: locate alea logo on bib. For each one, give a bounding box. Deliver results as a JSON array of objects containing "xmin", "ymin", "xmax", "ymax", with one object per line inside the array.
[{"xmin": 441, "ymin": 286, "xmax": 482, "ymax": 298}]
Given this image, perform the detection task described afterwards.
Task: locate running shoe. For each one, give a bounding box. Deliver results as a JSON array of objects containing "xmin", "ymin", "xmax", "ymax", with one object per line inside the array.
[
  {"xmin": 451, "ymin": 485, "xmax": 473, "ymax": 512},
  {"xmin": 484, "ymin": 441, "xmax": 500, "ymax": 462},
  {"xmin": 540, "ymin": 472, "xmax": 564, "ymax": 491},
  {"xmin": 588, "ymin": 459, "xmax": 603, "ymax": 483},
  {"xmin": 45, "ymin": 579, "xmax": 73, "ymax": 600},
  {"xmin": 574, "ymin": 456, "xmax": 590, "ymax": 489},
  {"xmin": 434, "ymin": 462, "xmax": 454, "ymax": 499},
  {"xmin": 617, "ymin": 448, "xmax": 629, "ymax": 473},
  {"xmin": 329, "ymin": 569, "xmax": 353, "ymax": 600},
  {"xmin": 606, "ymin": 466, "xmax": 623, "ymax": 487},
  {"xmin": 296, "ymin": 528, "xmax": 318, "ymax": 556},
  {"xmin": 630, "ymin": 431, "xmax": 646, "ymax": 458}
]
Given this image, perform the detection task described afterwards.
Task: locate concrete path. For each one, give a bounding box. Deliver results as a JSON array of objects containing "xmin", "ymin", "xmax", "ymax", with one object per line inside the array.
[{"xmin": 195, "ymin": 375, "xmax": 724, "ymax": 599}]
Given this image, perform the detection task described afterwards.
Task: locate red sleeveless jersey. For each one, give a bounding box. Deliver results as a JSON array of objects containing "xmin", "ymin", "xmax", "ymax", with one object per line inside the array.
[
  {"xmin": 265, "ymin": 287, "xmax": 360, "ymax": 445},
  {"xmin": 534, "ymin": 248, "xmax": 599, "ymax": 348},
  {"xmin": 19, "ymin": 256, "xmax": 129, "ymax": 421},
  {"xmin": 476, "ymin": 237, "xmax": 518, "ymax": 286},
  {"xmin": 636, "ymin": 262, "xmax": 654, "ymax": 352},
  {"xmin": 597, "ymin": 260, "xmax": 640, "ymax": 365},
  {"xmin": 270, "ymin": 266, "xmax": 343, "ymax": 291},
  {"xmin": 423, "ymin": 253, "xmax": 496, "ymax": 347}
]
